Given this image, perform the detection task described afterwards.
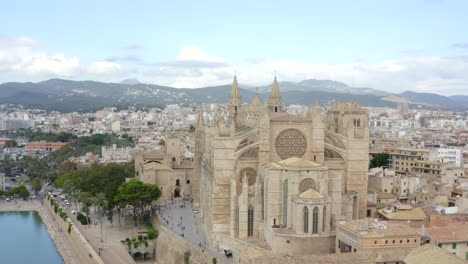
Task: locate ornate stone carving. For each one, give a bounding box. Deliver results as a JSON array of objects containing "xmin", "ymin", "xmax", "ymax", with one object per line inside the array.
[
  {"xmin": 240, "ymin": 167, "xmax": 257, "ymax": 186},
  {"xmin": 275, "ymin": 128, "xmax": 307, "ymax": 159},
  {"xmin": 299, "ymin": 178, "xmax": 316, "ymax": 193}
]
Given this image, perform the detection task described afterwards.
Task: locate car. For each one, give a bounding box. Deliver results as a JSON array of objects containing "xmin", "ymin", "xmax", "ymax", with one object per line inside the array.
[{"xmin": 193, "ymin": 209, "xmax": 199, "ymax": 214}]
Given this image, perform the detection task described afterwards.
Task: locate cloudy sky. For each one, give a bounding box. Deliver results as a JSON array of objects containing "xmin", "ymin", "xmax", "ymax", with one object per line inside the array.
[{"xmin": 1, "ymin": 0, "xmax": 468, "ymax": 95}]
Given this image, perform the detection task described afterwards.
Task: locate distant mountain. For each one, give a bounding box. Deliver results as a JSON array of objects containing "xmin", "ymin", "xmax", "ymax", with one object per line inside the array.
[
  {"xmin": 120, "ymin": 78, "xmax": 141, "ymax": 85},
  {"xmin": 398, "ymin": 91, "xmax": 466, "ymax": 108},
  {"xmin": 0, "ymin": 78, "xmax": 465, "ymax": 112},
  {"xmin": 254, "ymin": 79, "xmax": 391, "ymax": 96},
  {"xmin": 449, "ymin": 95, "xmax": 468, "ymax": 106}
]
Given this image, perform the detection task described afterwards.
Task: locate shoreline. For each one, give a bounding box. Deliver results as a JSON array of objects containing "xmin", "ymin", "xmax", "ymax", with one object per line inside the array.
[{"xmin": 0, "ymin": 200, "xmax": 79, "ymax": 264}]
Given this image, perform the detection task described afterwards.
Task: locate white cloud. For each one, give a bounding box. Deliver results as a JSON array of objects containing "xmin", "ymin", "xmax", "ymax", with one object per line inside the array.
[
  {"xmin": 88, "ymin": 61, "xmax": 124, "ymax": 75},
  {"xmin": 177, "ymin": 45, "xmax": 224, "ymax": 62},
  {"xmin": 0, "ymin": 36, "xmax": 131, "ymax": 81},
  {"xmin": 1, "ymin": 39, "xmax": 468, "ymax": 95},
  {"xmin": 143, "ymin": 46, "xmax": 468, "ymax": 95}
]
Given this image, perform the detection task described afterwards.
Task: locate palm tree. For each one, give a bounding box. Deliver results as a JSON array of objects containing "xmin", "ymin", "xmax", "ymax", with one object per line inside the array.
[
  {"xmin": 62, "ymin": 180, "xmax": 76, "ymax": 197},
  {"xmin": 75, "ymin": 191, "xmax": 90, "ymax": 212},
  {"xmin": 91, "ymin": 193, "xmax": 108, "ymax": 242}
]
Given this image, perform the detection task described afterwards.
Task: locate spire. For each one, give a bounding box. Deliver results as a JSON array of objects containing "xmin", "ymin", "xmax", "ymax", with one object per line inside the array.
[
  {"xmin": 229, "ymin": 75, "xmax": 242, "ymax": 117},
  {"xmin": 269, "ymin": 75, "xmax": 282, "ymax": 112},
  {"xmin": 229, "ymin": 75, "xmax": 241, "ymax": 105},
  {"xmin": 271, "ymin": 76, "xmax": 280, "ymax": 98}
]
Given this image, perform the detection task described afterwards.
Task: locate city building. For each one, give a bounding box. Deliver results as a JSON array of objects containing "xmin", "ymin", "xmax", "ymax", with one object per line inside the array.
[
  {"xmin": 426, "ymin": 222, "xmax": 468, "ymax": 260},
  {"xmin": 101, "ymin": 144, "xmax": 139, "ymax": 163},
  {"xmin": 26, "ymin": 141, "xmax": 68, "ymax": 153},
  {"xmin": 336, "ymin": 218, "xmax": 420, "ymax": 253},
  {"xmin": 136, "ymin": 134, "xmax": 194, "ymax": 201},
  {"xmin": 434, "ymin": 148, "xmax": 463, "ymax": 167}
]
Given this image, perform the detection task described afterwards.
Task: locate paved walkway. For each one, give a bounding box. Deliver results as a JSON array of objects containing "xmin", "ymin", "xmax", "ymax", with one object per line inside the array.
[
  {"xmin": 63, "ymin": 202, "xmax": 138, "ymax": 264},
  {"xmin": 158, "ymin": 200, "xmax": 233, "ymax": 263}
]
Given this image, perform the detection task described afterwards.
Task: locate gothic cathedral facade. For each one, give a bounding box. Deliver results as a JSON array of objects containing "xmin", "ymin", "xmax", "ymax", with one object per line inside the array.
[{"xmin": 194, "ymin": 76, "xmax": 369, "ymax": 254}]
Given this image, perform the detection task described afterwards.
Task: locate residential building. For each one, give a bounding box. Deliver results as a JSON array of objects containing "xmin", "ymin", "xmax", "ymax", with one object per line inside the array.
[{"xmin": 336, "ymin": 218, "xmax": 420, "ymax": 253}]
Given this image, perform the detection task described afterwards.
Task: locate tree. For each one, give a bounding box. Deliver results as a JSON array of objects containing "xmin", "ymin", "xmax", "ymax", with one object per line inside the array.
[
  {"xmin": 184, "ymin": 251, "xmax": 191, "ymax": 264},
  {"xmin": 4, "ymin": 140, "xmax": 17, "ymax": 148},
  {"xmin": 62, "ymin": 179, "xmax": 77, "ymax": 196},
  {"xmin": 60, "ymin": 161, "xmax": 78, "ymax": 174},
  {"xmin": 76, "ymin": 191, "xmax": 91, "ymax": 213},
  {"xmin": 91, "ymin": 193, "xmax": 108, "ymax": 242},
  {"xmin": 189, "ymin": 124, "xmax": 195, "ymax": 133},
  {"xmin": 54, "ymin": 173, "xmax": 74, "ymax": 188},
  {"xmin": 114, "ymin": 179, "xmax": 161, "ymax": 228},
  {"xmin": 369, "ymin": 153, "xmax": 390, "ymax": 169},
  {"xmin": 31, "ymin": 179, "xmax": 42, "ymax": 195},
  {"xmin": 158, "ymin": 139, "xmax": 165, "ymax": 146},
  {"xmin": 16, "ymin": 185, "xmax": 30, "ymax": 199},
  {"xmin": 107, "ymin": 210, "xmax": 114, "ymax": 226}
]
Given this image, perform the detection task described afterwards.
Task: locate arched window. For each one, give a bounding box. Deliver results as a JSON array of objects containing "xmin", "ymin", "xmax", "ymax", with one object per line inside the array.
[
  {"xmin": 352, "ymin": 196, "xmax": 358, "ymax": 220},
  {"xmin": 283, "ymin": 180, "xmax": 288, "ymax": 226},
  {"xmin": 248, "ymin": 207, "xmax": 254, "ymax": 236},
  {"xmin": 357, "ymin": 119, "xmax": 361, "ymax": 127},
  {"xmin": 303, "ymin": 207, "xmax": 309, "ymax": 233},
  {"xmin": 174, "ymin": 188, "xmax": 181, "ymax": 198},
  {"xmin": 312, "ymin": 207, "xmax": 319, "ymax": 234},
  {"xmin": 323, "ymin": 206, "xmax": 326, "ymax": 232},
  {"xmin": 275, "ymin": 107, "xmax": 278, "ymax": 112}
]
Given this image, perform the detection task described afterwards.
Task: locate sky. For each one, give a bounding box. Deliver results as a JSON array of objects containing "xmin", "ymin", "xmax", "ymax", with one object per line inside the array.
[{"xmin": 1, "ymin": 0, "xmax": 468, "ymax": 95}]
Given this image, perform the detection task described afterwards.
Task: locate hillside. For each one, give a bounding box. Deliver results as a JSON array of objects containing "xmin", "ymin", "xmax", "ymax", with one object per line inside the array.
[{"xmin": 0, "ymin": 78, "xmax": 465, "ymax": 112}]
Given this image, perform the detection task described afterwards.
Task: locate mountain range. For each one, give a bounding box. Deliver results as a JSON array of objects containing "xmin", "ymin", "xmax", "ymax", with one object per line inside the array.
[{"xmin": 0, "ymin": 78, "xmax": 466, "ymax": 112}]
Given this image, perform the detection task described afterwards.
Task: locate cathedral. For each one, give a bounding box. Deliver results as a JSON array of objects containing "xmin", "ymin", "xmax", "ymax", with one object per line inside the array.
[{"xmin": 193, "ymin": 76, "xmax": 370, "ymax": 254}]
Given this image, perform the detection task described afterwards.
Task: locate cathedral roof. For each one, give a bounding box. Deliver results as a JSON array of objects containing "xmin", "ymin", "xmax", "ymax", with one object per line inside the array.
[
  {"xmin": 143, "ymin": 161, "xmax": 173, "ymax": 171},
  {"xmin": 250, "ymin": 92, "xmax": 263, "ymax": 106},
  {"xmin": 143, "ymin": 150, "xmax": 165, "ymax": 160},
  {"xmin": 279, "ymin": 157, "xmax": 320, "ymax": 167},
  {"xmin": 270, "ymin": 157, "xmax": 325, "ymax": 171},
  {"xmin": 299, "ymin": 189, "xmax": 324, "ymax": 199},
  {"xmin": 269, "ymin": 112, "xmax": 307, "ymax": 121}
]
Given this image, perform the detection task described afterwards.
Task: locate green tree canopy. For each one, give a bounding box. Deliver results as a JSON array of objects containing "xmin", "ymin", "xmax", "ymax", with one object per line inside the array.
[
  {"xmin": 114, "ymin": 179, "xmax": 161, "ymax": 208},
  {"xmin": 369, "ymin": 153, "xmax": 390, "ymax": 169}
]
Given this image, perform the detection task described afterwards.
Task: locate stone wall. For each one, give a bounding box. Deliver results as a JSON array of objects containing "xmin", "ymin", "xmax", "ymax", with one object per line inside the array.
[
  {"xmin": 45, "ymin": 200, "xmax": 104, "ymax": 264},
  {"xmin": 213, "ymin": 233, "xmax": 269, "ymax": 263},
  {"xmin": 264, "ymin": 226, "xmax": 334, "ymax": 254}
]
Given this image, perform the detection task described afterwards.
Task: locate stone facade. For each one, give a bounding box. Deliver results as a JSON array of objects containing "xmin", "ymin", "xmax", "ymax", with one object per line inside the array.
[
  {"xmin": 194, "ymin": 76, "xmax": 370, "ymax": 254},
  {"xmin": 136, "ymin": 133, "xmax": 195, "ymax": 202}
]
